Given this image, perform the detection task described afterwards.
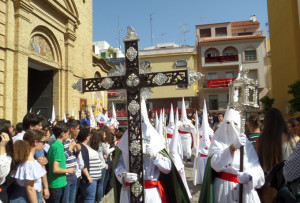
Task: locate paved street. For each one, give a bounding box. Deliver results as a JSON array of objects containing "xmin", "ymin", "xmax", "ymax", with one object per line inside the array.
[{"xmin": 101, "ymin": 156, "xmax": 201, "ymax": 203}]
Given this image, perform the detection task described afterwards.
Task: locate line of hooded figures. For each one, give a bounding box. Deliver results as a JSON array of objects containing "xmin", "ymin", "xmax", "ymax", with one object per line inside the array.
[{"xmin": 0, "ymin": 97, "xmax": 300, "ymax": 203}]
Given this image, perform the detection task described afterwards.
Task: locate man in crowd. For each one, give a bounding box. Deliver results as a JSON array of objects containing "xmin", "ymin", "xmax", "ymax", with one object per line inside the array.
[
  {"xmin": 96, "ymin": 107, "xmax": 110, "ymax": 127},
  {"xmin": 80, "ymin": 111, "xmax": 91, "ymax": 127},
  {"xmin": 247, "ymin": 115, "xmax": 261, "ymax": 146}
]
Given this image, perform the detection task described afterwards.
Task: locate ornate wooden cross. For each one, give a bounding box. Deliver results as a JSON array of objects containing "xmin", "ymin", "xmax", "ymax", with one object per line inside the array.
[{"xmin": 73, "ymin": 27, "xmax": 203, "ymax": 203}]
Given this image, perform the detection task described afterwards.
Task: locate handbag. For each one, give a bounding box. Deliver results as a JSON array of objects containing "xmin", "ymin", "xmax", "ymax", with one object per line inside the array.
[
  {"xmin": 266, "ymin": 161, "xmax": 285, "ymax": 190},
  {"xmin": 288, "ymin": 177, "xmax": 300, "ymax": 201}
]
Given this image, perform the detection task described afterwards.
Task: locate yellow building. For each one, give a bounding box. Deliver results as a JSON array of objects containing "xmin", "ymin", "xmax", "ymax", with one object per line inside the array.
[
  {"xmin": 139, "ymin": 43, "xmax": 199, "ymax": 112},
  {"xmin": 0, "ymin": 1, "xmax": 110, "ymax": 124},
  {"xmin": 267, "ymin": 0, "xmax": 300, "ymax": 116}
]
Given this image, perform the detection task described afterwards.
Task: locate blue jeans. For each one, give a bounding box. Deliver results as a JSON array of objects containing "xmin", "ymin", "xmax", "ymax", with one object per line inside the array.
[
  {"xmin": 48, "ymin": 187, "xmax": 65, "ymax": 203},
  {"xmin": 62, "ymin": 175, "xmax": 77, "ymax": 203},
  {"xmin": 79, "ymin": 179, "xmax": 97, "ymax": 203},
  {"xmin": 9, "ymin": 184, "xmax": 43, "ymax": 203},
  {"xmin": 95, "ymin": 168, "xmax": 106, "ymax": 202},
  {"xmin": 277, "ymin": 187, "xmax": 299, "ymax": 203}
]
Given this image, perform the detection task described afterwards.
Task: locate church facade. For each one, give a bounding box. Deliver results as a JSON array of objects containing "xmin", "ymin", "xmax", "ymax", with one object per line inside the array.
[{"xmin": 0, "ymin": 0, "xmax": 110, "ymax": 123}]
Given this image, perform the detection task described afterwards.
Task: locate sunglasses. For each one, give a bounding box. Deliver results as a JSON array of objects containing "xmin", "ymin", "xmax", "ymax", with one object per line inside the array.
[{"xmin": 38, "ymin": 140, "xmax": 48, "ymax": 145}]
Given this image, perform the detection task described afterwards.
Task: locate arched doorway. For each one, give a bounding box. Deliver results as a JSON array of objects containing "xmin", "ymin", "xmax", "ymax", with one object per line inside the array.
[{"xmin": 28, "ymin": 28, "xmax": 61, "ymax": 119}]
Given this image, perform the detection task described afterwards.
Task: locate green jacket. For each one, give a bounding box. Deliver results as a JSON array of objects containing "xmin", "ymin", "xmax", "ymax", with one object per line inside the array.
[
  {"xmin": 198, "ymin": 156, "xmax": 215, "ymax": 203},
  {"xmin": 112, "ymin": 148, "xmax": 190, "ymax": 203}
]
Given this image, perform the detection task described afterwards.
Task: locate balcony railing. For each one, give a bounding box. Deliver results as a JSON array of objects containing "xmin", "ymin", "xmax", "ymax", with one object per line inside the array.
[
  {"xmin": 205, "ymin": 55, "xmax": 238, "ymax": 63},
  {"xmin": 203, "ymin": 78, "xmax": 236, "ymax": 88}
]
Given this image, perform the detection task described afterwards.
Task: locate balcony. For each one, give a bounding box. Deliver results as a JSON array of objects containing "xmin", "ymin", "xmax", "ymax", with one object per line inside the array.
[
  {"xmin": 203, "ymin": 78, "xmax": 235, "ymax": 88},
  {"xmin": 205, "ymin": 55, "xmax": 238, "ymax": 63}
]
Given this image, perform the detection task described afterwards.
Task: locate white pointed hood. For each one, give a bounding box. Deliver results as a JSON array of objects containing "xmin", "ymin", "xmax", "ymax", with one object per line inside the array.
[
  {"xmin": 90, "ymin": 107, "xmax": 96, "ymax": 128},
  {"xmin": 198, "ymin": 100, "xmax": 214, "ymax": 154},
  {"xmin": 169, "ymin": 116, "xmax": 184, "ymax": 169},
  {"xmin": 208, "ymin": 107, "xmax": 241, "ymax": 156},
  {"xmin": 155, "ymin": 111, "xmax": 159, "ymax": 132},
  {"xmin": 175, "ymin": 108, "xmax": 179, "ymax": 123},
  {"xmin": 158, "ymin": 109, "xmax": 164, "ymax": 137},
  {"xmin": 118, "ymin": 98, "xmax": 165, "ymax": 170},
  {"xmin": 71, "ymin": 109, "xmax": 74, "ymax": 117},
  {"xmin": 64, "ymin": 113, "xmax": 67, "ymax": 123},
  {"xmin": 108, "ymin": 103, "xmax": 119, "ymax": 128},
  {"xmin": 181, "ymin": 97, "xmax": 187, "ymax": 120},
  {"xmin": 50, "ymin": 105, "xmax": 55, "ymax": 124},
  {"xmin": 166, "ymin": 104, "xmax": 175, "ymax": 134}
]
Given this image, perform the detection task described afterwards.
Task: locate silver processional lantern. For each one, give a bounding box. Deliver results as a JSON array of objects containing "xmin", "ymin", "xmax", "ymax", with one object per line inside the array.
[
  {"xmin": 228, "ymin": 65, "xmax": 259, "ymax": 203},
  {"xmin": 228, "ymin": 66, "xmax": 259, "ymax": 133}
]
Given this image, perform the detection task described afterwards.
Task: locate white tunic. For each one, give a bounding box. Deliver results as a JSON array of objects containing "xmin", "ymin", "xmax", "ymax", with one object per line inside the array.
[
  {"xmin": 193, "ymin": 127, "xmax": 214, "ymax": 185},
  {"xmin": 211, "ymin": 140, "xmax": 264, "ymax": 203},
  {"xmin": 115, "ymin": 152, "xmax": 171, "ymax": 203},
  {"xmin": 178, "ymin": 122, "xmax": 196, "ymax": 159}
]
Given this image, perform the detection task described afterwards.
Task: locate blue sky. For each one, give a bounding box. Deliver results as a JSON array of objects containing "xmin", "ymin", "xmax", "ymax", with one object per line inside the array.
[{"xmin": 92, "ymin": 0, "xmax": 269, "ymax": 50}]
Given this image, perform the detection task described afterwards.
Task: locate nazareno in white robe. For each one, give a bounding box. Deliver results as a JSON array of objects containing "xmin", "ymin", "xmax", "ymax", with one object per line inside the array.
[
  {"xmin": 115, "ymin": 124, "xmax": 172, "ymax": 203},
  {"xmin": 178, "ymin": 120, "xmax": 196, "ymax": 159},
  {"xmin": 209, "ymin": 118, "xmax": 265, "ymax": 203},
  {"xmin": 192, "ymin": 126, "xmax": 214, "ymax": 185}
]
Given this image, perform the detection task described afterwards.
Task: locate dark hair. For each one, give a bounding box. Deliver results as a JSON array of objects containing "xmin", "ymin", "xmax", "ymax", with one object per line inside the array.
[
  {"xmin": 287, "ymin": 118, "xmax": 296, "ymax": 128},
  {"xmin": 115, "ymin": 130, "xmax": 123, "ymax": 140},
  {"xmin": 247, "ymin": 115, "xmax": 261, "ymax": 129},
  {"xmin": 67, "ymin": 119, "xmax": 80, "ymax": 129},
  {"xmin": 256, "ymin": 108, "xmax": 288, "ymax": 171},
  {"xmin": 22, "ymin": 113, "xmax": 42, "ymax": 130},
  {"xmin": 16, "ymin": 122, "xmax": 23, "ymax": 134},
  {"xmin": 90, "ymin": 130, "xmax": 106, "ymax": 151},
  {"xmin": 217, "ymin": 113, "xmax": 224, "ymax": 117},
  {"xmin": 295, "ymin": 117, "xmax": 300, "ymax": 124},
  {"xmin": 0, "ymin": 123, "xmax": 14, "ymax": 158},
  {"xmin": 77, "ymin": 127, "xmax": 90, "ymax": 143},
  {"xmin": 52, "ymin": 121, "xmax": 68, "ymax": 139}
]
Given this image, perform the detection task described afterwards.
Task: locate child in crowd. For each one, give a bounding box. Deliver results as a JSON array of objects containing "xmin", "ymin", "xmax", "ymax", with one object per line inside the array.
[
  {"xmin": 47, "ymin": 121, "xmax": 76, "ymax": 203},
  {"xmin": 10, "ymin": 130, "xmax": 47, "ymax": 203}
]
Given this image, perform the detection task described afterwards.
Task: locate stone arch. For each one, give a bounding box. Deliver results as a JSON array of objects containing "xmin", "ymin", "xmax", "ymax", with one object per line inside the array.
[
  {"xmin": 29, "ymin": 26, "xmax": 62, "ymax": 66},
  {"xmin": 94, "ymin": 71, "xmax": 101, "ymax": 78},
  {"xmin": 204, "ymin": 48, "xmax": 220, "ymax": 57},
  {"xmin": 222, "ymin": 46, "xmax": 238, "ymax": 56}
]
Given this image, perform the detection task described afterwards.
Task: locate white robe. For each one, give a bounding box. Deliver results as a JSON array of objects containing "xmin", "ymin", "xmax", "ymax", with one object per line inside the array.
[
  {"xmin": 178, "ymin": 121, "xmax": 196, "ymax": 159},
  {"xmin": 115, "ymin": 153, "xmax": 172, "ymax": 203},
  {"xmin": 115, "ymin": 123, "xmax": 171, "ymax": 203},
  {"xmin": 210, "ymin": 140, "xmax": 264, "ymax": 203},
  {"xmin": 166, "ymin": 125, "xmax": 175, "ymax": 150},
  {"xmin": 193, "ymin": 127, "xmax": 214, "ymax": 185}
]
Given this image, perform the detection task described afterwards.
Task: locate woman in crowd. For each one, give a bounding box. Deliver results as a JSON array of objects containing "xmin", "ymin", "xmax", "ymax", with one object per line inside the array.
[
  {"xmin": 10, "ymin": 130, "xmax": 47, "ymax": 203},
  {"xmin": 90, "ymin": 129, "xmax": 107, "ymax": 202},
  {"xmin": 287, "ymin": 118, "xmax": 297, "ymax": 137},
  {"xmin": 77, "ymin": 127, "xmax": 102, "ymax": 203},
  {"xmin": 256, "ymin": 108, "xmax": 299, "ymax": 203},
  {"xmin": 294, "ymin": 117, "xmax": 300, "ymax": 138},
  {"xmin": 0, "ymin": 123, "xmax": 14, "ymax": 203},
  {"xmin": 212, "ymin": 112, "xmax": 224, "ymax": 132}
]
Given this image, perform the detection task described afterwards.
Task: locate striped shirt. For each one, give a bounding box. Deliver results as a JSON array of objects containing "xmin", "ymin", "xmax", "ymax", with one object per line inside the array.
[
  {"xmin": 86, "ymin": 145, "xmax": 102, "ymax": 180},
  {"xmin": 63, "ymin": 138, "xmax": 79, "ymax": 180}
]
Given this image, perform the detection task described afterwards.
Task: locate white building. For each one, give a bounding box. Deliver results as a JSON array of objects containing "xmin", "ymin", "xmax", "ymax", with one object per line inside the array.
[{"xmin": 93, "ymin": 41, "xmax": 125, "ymax": 59}]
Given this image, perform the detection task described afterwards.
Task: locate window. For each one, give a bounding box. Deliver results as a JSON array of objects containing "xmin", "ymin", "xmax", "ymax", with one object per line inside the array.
[
  {"xmin": 238, "ymin": 32, "xmax": 253, "ymax": 36},
  {"xmin": 208, "ymin": 73, "xmax": 217, "ymax": 79},
  {"xmin": 200, "ymin": 28, "xmax": 211, "ymax": 38},
  {"xmin": 175, "ymin": 59, "xmax": 187, "ymax": 67},
  {"xmin": 225, "ymin": 71, "xmax": 234, "ymax": 78},
  {"xmin": 245, "ymin": 49, "xmax": 257, "ymax": 61},
  {"xmin": 205, "ymin": 48, "xmax": 219, "ymax": 58},
  {"xmin": 209, "ymin": 95, "xmax": 218, "ymax": 110},
  {"xmin": 100, "ymin": 52, "xmax": 106, "ymax": 59},
  {"xmin": 223, "ymin": 47, "xmax": 238, "ymax": 56},
  {"xmin": 215, "ymin": 27, "xmax": 227, "ymax": 36},
  {"xmin": 248, "ymin": 69, "xmax": 258, "ymax": 81},
  {"xmin": 177, "ymin": 101, "xmax": 190, "ymax": 109},
  {"xmin": 116, "ymin": 103, "xmax": 126, "ymax": 111}
]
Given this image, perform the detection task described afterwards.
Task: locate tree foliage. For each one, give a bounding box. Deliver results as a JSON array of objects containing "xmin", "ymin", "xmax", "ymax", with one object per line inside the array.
[
  {"xmin": 288, "ymin": 80, "xmax": 300, "ymax": 113},
  {"xmin": 260, "ymin": 96, "xmax": 275, "ymax": 114}
]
